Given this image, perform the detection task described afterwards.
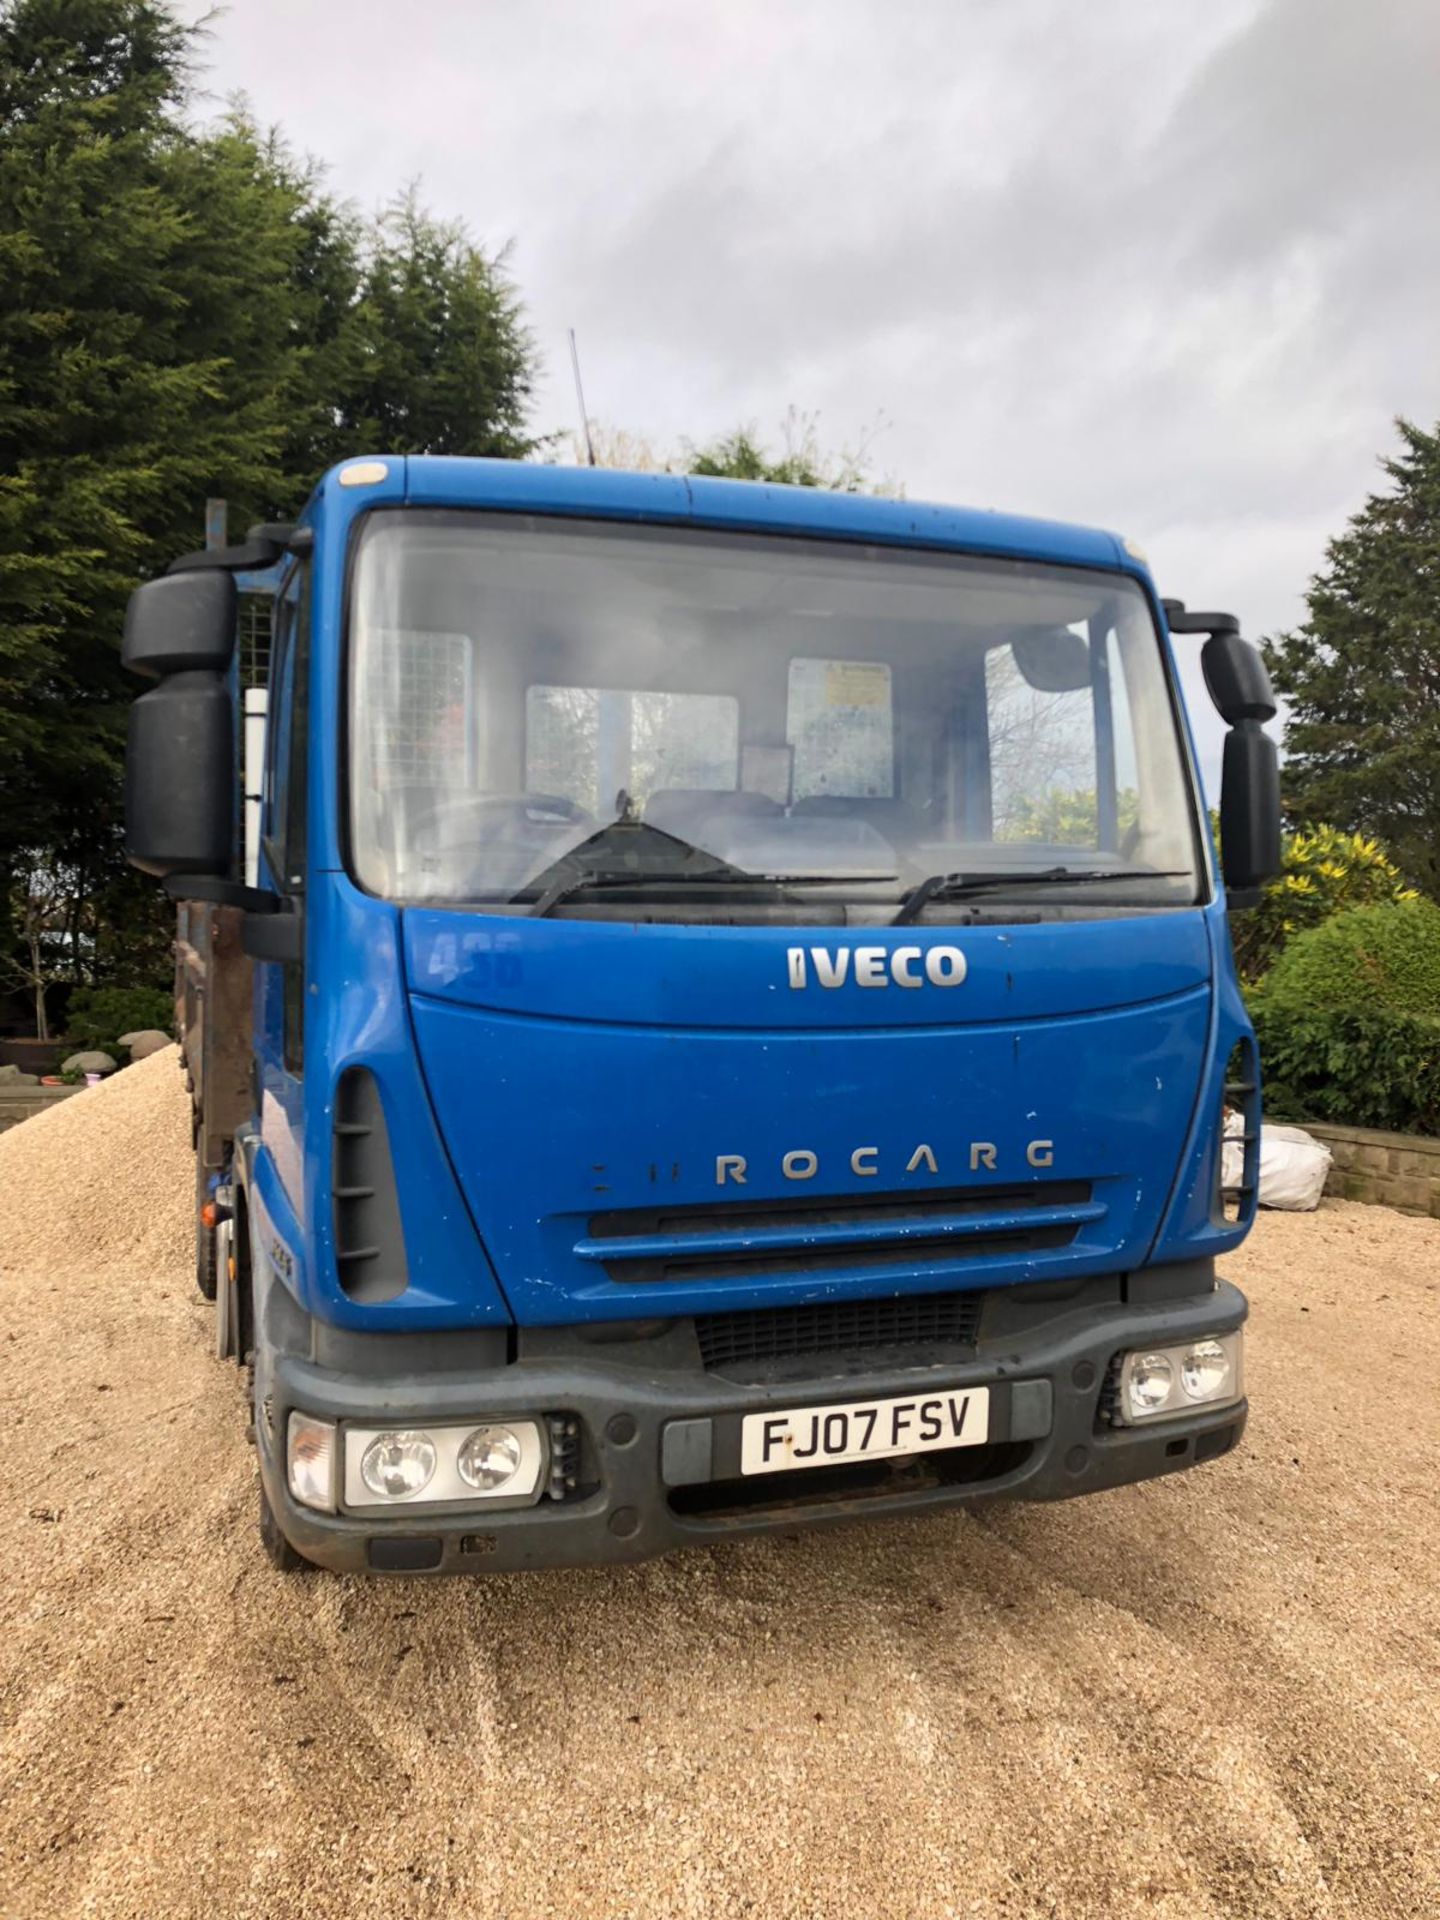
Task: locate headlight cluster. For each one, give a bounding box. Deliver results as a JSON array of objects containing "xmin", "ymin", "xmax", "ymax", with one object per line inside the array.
[
  {"xmin": 286, "ymin": 1413, "xmax": 546, "ymax": 1513},
  {"xmin": 1116, "ymin": 1331, "xmax": 1243, "ymax": 1424}
]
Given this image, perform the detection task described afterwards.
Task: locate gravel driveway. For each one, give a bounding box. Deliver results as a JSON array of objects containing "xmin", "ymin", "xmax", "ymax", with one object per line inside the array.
[{"xmin": 1, "ymin": 1049, "xmax": 1436, "ymax": 1920}]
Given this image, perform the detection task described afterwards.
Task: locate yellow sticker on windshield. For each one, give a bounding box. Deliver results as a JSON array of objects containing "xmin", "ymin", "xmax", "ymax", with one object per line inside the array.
[{"xmin": 825, "ymin": 662, "xmax": 890, "ymax": 708}]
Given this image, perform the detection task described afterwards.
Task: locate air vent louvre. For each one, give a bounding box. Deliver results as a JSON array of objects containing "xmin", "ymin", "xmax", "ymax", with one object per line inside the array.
[{"xmin": 332, "ymin": 1067, "xmax": 408, "ymax": 1303}]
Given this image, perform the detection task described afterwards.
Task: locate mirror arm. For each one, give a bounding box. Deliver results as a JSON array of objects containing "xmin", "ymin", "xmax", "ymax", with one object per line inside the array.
[
  {"xmin": 162, "ymin": 875, "xmax": 283, "ymax": 912},
  {"xmin": 242, "ymin": 902, "xmax": 302, "ymax": 964},
  {"xmin": 158, "ymin": 875, "xmax": 301, "ymax": 962},
  {"xmin": 1162, "ymin": 600, "xmax": 1241, "ymax": 638}
]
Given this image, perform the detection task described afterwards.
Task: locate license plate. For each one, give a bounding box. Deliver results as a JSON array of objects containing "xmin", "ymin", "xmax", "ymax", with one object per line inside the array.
[{"xmin": 740, "ymin": 1386, "xmax": 990, "ymax": 1476}]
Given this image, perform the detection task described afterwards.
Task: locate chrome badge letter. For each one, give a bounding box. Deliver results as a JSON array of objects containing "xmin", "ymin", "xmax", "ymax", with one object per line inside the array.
[{"xmin": 787, "ymin": 944, "xmax": 967, "ymax": 989}]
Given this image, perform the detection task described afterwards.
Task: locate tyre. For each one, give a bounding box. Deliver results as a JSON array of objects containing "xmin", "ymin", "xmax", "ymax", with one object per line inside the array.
[
  {"xmin": 258, "ymin": 1480, "xmax": 311, "ymax": 1573},
  {"xmin": 195, "ymin": 1152, "xmax": 218, "ymax": 1301}
]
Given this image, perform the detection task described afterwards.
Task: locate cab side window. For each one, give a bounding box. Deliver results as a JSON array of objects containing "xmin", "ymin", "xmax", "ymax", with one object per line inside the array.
[
  {"xmin": 265, "ymin": 570, "xmax": 311, "ymax": 889},
  {"xmin": 262, "ymin": 567, "xmax": 310, "ymax": 1074}
]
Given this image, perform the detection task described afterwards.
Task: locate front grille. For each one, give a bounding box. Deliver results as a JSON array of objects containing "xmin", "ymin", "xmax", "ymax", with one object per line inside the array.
[
  {"xmin": 660, "ymin": 1224, "xmax": 1073, "ymax": 1285},
  {"xmin": 669, "ymin": 1440, "xmax": 1031, "ymax": 1518},
  {"xmin": 580, "ymin": 1180, "xmax": 1098, "ymax": 1287},
  {"xmin": 694, "ymin": 1288, "xmax": 984, "ymax": 1371}
]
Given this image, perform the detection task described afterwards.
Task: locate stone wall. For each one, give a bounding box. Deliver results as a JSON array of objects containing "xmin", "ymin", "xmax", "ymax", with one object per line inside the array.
[
  {"xmin": 0, "ymin": 1085, "xmax": 82, "ymax": 1136},
  {"xmin": 0, "ymin": 1040, "xmax": 57, "ymax": 1075},
  {"xmin": 1304, "ymin": 1121, "xmax": 1440, "ymax": 1218}
]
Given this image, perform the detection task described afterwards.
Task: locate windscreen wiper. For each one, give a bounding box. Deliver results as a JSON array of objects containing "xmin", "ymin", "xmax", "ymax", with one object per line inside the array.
[
  {"xmin": 512, "ymin": 817, "xmax": 894, "ymax": 916},
  {"xmin": 891, "ymin": 867, "xmax": 1192, "ymax": 926},
  {"xmin": 526, "ymin": 867, "xmax": 896, "ymax": 918}
]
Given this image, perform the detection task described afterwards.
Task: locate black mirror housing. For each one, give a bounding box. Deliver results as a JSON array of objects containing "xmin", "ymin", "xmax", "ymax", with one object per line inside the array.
[
  {"xmin": 1202, "ymin": 632, "xmax": 1275, "ymax": 727},
  {"xmin": 1164, "ymin": 607, "xmax": 1283, "ymax": 902},
  {"xmin": 125, "ymin": 672, "xmax": 233, "ymax": 877},
  {"xmin": 123, "ymin": 570, "xmax": 236, "ymax": 678},
  {"xmin": 1219, "ymin": 724, "xmax": 1282, "ymax": 907}
]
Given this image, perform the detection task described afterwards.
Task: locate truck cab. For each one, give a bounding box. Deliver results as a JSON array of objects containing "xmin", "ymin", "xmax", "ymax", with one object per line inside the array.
[{"xmin": 123, "ymin": 457, "xmax": 1279, "ymax": 1574}]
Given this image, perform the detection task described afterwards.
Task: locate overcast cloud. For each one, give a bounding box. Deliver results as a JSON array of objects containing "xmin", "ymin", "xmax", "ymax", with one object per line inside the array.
[{"xmin": 189, "ymin": 0, "xmax": 1440, "ymax": 783}]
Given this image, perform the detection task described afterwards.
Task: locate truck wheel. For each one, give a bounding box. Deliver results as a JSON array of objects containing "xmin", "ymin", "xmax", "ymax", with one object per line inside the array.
[
  {"xmin": 195, "ymin": 1154, "xmax": 218, "ymax": 1301},
  {"xmin": 258, "ymin": 1482, "xmax": 312, "ymax": 1574}
]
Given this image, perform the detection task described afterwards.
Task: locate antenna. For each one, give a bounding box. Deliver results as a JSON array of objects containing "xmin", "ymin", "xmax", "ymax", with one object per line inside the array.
[{"xmin": 568, "ymin": 328, "xmax": 596, "ymax": 467}]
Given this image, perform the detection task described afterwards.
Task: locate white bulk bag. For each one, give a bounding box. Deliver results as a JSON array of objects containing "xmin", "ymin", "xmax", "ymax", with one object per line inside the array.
[{"xmin": 1221, "ymin": 1113, "xmax": 1332, "ymax": 1212}]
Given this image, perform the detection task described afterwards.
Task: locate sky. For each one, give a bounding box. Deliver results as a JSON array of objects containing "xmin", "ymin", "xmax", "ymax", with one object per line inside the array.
[{"xmin": 186, "ymin": 0, "xmax": 1440, "ymax": 787}]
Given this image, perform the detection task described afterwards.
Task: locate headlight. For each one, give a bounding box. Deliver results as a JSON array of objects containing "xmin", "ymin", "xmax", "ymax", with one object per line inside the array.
[
  {"xmin": 1181, "ymin": 1338, "xmax": 1230, "ymax": 1401},
  {"xmin": 1127, "ymin": 1353, "xmax": 1174, "ymax": 1414},
  {"xmin": 1117, "ymin": 1331, "xmax": 1243, "ymax": 1424},
  {"xmin": 360, "ymin": 1430, "xmax": 437, "ymax": 1501},
  {"xmin": 457, "ymin": 1425, "xmax": 523, "ymax": 1492},
  {"xmin": 343, "ymin": 1418, "xmax": 547, "ymax": 1509},
  {"xmin": 287, "ymin": 1412, "xmax": 337, "ymax": 1512}
]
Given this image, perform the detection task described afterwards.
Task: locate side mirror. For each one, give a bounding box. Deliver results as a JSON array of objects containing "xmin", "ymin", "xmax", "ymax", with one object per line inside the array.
[
  {"xmin": 123, "ymin": 572, "xmax": 237, "ymax": 882},
  {"xmin": 1201, "ymin": 631, "xmax": 1274, "ymax": 728},
  {"xmin": 125, "ymin": 672, "xmax": 234, "ymax": 878},
  {"xmin": 123, "ymin": 570, "xmax": 236, "ymax": 677},
  {"xmin": 1010, "ymin": 625, "xmax": 1091, "ymax": 693},
  {"xmin": 1201, "ymin": 633, "xmax": 1281, "ymax": 905},
  {"xmin": 1218, "ymin": 724, "xmax": 1281, "ymax": 907}
]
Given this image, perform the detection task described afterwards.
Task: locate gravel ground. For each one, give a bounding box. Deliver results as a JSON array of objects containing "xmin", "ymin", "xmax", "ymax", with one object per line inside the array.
[{"xmin": 1, "ymin": 1048, "xmax": 1437, "ymax": 1920}]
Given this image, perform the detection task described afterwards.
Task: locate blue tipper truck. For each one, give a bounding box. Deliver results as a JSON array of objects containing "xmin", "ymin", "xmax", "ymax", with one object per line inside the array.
[{"xmin": 121, "ymin": 458, "xmax": 1281, "ymax": 1575}]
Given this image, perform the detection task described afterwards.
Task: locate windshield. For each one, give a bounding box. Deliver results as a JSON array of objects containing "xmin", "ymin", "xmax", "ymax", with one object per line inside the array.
[{"xmin": 347, "ymin": 512, "xmax": 1203, "ymax": 920}]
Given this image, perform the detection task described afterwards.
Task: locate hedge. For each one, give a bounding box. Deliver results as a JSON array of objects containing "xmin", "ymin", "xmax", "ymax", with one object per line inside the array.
[
  {"xmin": 1260, "ymin": 899, "xmax": 1440, "ymax": 1016},
  {"xmin": 1252, "ymin": 1002, "xmax": 1440, "ymax": 1136},
  {"xmin": 64, "ymin": 984, "xmax": 174, "ymax": 1052}
]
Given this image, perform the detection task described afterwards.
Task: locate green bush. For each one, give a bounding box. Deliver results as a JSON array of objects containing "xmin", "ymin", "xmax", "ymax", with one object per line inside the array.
[
  {"xmin": 1007, "ymin": 786, "xmax": 1139, "ymax": 846},
  {"xmin": 1259, "ymin": 899, "xmax": 1440, "ymax": 1016},
  {"xmin": 1253, "ymin": 1003, "xmax": 1440, "ymax": 1136},
  {"xmin": 1230, "ymin": 825, "xmax": 1417, "ymax": 984},
  {"xmin": 65, "ymin": 984, "xmax": 173, "ymax": 1052}
]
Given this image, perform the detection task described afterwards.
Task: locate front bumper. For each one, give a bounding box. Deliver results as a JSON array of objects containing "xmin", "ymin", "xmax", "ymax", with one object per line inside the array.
[{"xmin": 254, "ymin": 1274, "xmax": 1247, "ymax": 1575}]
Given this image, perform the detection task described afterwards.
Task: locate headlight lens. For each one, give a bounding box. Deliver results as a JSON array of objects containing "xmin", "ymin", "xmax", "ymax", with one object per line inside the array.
[
  {"xmin": 1127, "ymin": 1352, "xmax": 1174, "ymax": 1414},
  {"xmin": 457, "ymin": 1424, "xmax": 523, "ymax": 1492},
  {"xmin": 1181, "ymin": 1339, "xmax": 1230, "ymax": 1401},
  {"xmin": 360, "ymin": 1430, "xmax": 437, "ymax": 1501}
]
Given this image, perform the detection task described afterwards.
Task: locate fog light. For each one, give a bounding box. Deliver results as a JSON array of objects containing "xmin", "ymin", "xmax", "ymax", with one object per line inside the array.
[
  {"xmin": 457, "ymin": 1425, "xmax": 523, "ymax": 1492},
  {"xmin": 1127, "ymin": 1352, "xmax": 1174, "ymax": 1416},
  {"xmin": 288, "ymin": 1412, "xmax": 336, "ymax": 1512},
  {"xmin": 360, "ymin": 1430, "xmax": 437, "ymax": 1501},
  {"xmin": 1181, "ymin": 1339, "xmax": 1230, "ymax": 1401}
]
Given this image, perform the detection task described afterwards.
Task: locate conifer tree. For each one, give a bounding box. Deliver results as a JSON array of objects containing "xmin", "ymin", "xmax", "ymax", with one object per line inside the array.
[
  {"xmin": 1265, "ymin": 420, "xmax": 1440, "ymax": 895},
  {"xmin": 0, "ymin": 0, "xmax": 537, "ymax": 1021}
]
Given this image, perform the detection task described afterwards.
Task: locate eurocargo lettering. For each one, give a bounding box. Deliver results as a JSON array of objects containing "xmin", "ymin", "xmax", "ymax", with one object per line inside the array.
[{"xmin": 122, "ymin": 457, "xmax": 1279, "ymax": 1574}]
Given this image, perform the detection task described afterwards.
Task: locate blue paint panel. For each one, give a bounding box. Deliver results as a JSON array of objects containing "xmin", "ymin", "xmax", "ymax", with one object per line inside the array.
[
  {"xmin": 291, "ymin": 873, "xmax": 511, "ymax": 1329},
  {"xmin": 250, "ymin": 1137, "xmax": 305, "ymax": 1296},
  {"xmin": 401, "ymin": 456, "xmax": 1127, "ymax": 573},
  {"xmin": 1148, "ymin": 898, "xmax": 1258, "ymax": 1264},
  {"xmin": 404, "ymin": 909, "xmax": 1212, "ymax": 1031},
  {"xmin": 408, "ymin": 976, "xmax": 1213, "ymax": 1325}
]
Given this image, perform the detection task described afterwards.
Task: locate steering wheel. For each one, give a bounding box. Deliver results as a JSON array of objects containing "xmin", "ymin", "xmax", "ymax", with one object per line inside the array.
[{"xmin": 397, "ymin": 791, "xmax": 594, "ymax": 894}]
